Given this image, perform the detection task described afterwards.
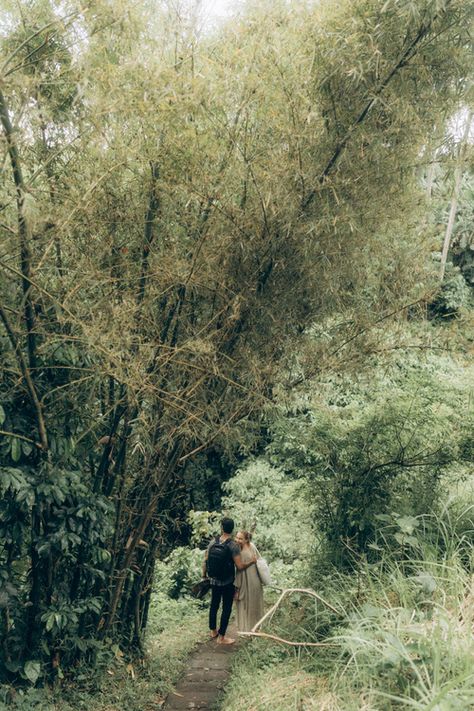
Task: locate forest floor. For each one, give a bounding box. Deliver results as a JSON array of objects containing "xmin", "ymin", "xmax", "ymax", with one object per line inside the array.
[{"xmin": 161, "ymin": 625, "xmax": 241, "ymax": 711}]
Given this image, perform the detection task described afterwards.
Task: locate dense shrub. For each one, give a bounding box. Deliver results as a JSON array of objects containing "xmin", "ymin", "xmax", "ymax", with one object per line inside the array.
[
  {"xmin": 429, "ymin": 266, "xmax": 471, "ymax": 319},
  {"xmin": 268, "ymin": 350, "xmax": 473, "ymax": 567}
]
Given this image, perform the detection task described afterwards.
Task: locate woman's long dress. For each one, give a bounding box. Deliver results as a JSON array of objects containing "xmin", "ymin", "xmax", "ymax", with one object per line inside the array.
[{"xmin": 234, "ymin": 543, "xmax": 264, "ymax": 632}]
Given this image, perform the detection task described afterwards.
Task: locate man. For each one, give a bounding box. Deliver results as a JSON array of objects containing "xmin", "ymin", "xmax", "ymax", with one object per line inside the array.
[{"xmin": 202, "ymin": 516, "xmax": 256, "ymax": 645}]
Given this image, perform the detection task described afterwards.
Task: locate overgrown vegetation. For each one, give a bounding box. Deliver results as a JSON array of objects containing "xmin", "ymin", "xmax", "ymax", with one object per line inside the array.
[
  {"xmin": 1, "ymin": 593, "xmax": 206, "ymax": 709},
  {"xmin": 1, "ymin": 0, "xmax": 473, "ymax": 707},
  {"xmin": 214, "ymin": 346, "xmax": 474, "ymax": 709},
  {"xmin": 221, "ymin": 497, "xmax": 474, "ymax": 710}
]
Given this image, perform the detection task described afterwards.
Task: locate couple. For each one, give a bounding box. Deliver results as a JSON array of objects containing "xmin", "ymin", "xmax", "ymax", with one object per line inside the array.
[{"xmin": 202, "ymin": 517, "xmax": 264, "ymax": 645}]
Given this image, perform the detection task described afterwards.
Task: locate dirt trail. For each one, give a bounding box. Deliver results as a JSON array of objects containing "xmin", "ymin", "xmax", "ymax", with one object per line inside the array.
[{"xmin": 162, "ymin": 625, "xmax": 240, "ymax": 710}]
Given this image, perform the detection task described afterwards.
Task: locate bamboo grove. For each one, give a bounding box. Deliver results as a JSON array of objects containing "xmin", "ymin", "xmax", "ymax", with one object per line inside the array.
[{"xmin": 0, "ymin": 0, "xmax": 472, "ymax": 681}]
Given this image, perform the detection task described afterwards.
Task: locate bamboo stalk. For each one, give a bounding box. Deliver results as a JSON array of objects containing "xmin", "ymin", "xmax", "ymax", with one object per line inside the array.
[{"xmin": 0, "ymin": 89, "xmax": 37, "ymax": 370}]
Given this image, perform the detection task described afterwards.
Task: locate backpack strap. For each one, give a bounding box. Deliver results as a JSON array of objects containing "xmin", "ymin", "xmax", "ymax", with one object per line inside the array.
[{"xmin": 211, "ymin": 536, "xmax": 232, "ymax": 547}]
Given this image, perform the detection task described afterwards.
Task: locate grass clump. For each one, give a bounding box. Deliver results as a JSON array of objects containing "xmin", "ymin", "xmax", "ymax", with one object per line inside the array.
[
  {"xmin": 222, "ymin": 643, "xmax": 335, "ymax": 711},
  {"xmin": 332, "ymin": 560, "xmax": 474, "ymax": 709}
]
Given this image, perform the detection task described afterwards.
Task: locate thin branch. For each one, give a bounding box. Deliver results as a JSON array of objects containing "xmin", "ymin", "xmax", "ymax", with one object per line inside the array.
[
  {"xmin": 238, "ymin": 630, "xmax": 336, "ymax": 647},
  {"xmin": 239, "ymin": 587, "xmax": 341, "ymax": 647},
  {"xmin": 302, "ymin": 9, "xmax": 450, "ymax": 211},
  {"xmin": 0, "ymin": 430, "xmax": 42, "ymax": 448}
]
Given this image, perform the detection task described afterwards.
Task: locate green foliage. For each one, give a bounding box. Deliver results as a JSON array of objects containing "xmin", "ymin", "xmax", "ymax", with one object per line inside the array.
[
  {"xmin": 0, "ymin": 0, "xmax": 472, "ymax": 685},
  {"xmin": 146, "ymin": 592, "xmax": 203, "ymax": 637},
  {"xmin": 221, "ymin": 460, "xmax": 316, "ymax": 563},
  {"xmin": 332, "ymin": 525, "xmax": 474, "ymax": 709},
  {"xmin": 0, "ymin": 594, "xmax": 206, "ymax": 710},
  {"xmin": 153, "ymin": 547, "xmax": 203, "ymax": 599},
  {"xmin": 187, "ymin": 510, "xmax": 222, "ymax": 545},
  {"xmin": 187, "ymin": 460, "xmax": 316, "ymax": 588},
  {"xmin": 0, "ymin": 461, "xmax": 113, "ymax": 681},
  {"xmin": 220, "ymin": 499, "xmax": 474, "ymax": 711},
  {"xmin": 429, "ymin": 267, "xmax": 471, "ymax": 318},
  {"xmin": 268, "ymin": 347, "xmax": 473, "ymax": 567}
]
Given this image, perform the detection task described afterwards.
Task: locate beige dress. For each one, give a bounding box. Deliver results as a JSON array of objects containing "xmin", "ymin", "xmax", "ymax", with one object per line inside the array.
[{"xmin": 234, "ymin": 543, "xmax": 264, "ymax": 632}]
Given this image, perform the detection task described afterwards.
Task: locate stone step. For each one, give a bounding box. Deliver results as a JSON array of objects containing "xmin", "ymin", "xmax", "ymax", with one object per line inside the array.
[{"xmin": 162, "ymin": 626, "xmax": 239, "ymax": 710}]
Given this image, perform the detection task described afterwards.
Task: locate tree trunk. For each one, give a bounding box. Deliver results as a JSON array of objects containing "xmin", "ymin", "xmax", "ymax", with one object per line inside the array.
[{"xmin": 439, "ymin": 110, "xmax": 472, "ymax": 282}]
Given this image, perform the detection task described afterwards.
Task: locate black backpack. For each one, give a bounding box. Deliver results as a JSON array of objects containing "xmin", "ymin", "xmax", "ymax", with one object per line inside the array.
[{"xmin": 206, "ymin": 537, "xmax": 234, "ymax": 581}]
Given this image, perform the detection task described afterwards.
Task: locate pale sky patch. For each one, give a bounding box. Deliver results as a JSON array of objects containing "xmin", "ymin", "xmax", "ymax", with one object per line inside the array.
[{"xmin": 200, "ymin": 0, "xmax": 236, "ymax": 26}]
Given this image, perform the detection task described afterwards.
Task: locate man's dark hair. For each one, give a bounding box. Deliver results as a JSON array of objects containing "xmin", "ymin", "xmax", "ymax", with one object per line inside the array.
[{"xmin": 221, "ymin": 517, "xmax": 234, "ymax": 534}]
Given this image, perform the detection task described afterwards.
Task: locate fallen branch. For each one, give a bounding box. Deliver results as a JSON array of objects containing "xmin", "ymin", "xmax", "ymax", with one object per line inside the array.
[
  {"xmin": 238, "ymin": 587, "xmax": 342, "ymax": 647},
  {"xmin": 266, "ymin": 587, "xmax": 341, "ymax": 615},
  {"xmin": 238, "ymin": 630, "xmax": 337, "ymax": 647}
]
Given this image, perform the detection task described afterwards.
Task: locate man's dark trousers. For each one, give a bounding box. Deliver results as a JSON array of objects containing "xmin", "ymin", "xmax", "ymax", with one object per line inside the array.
[{"xmin": 209, "ymin": 583, "xmax": 234, "ymax": 636}]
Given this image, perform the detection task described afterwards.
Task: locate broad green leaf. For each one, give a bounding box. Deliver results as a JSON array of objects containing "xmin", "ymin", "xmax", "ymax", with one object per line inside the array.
[{"xmin": 24, "ymin": 661, "xmax": 41, "ymax": 684}]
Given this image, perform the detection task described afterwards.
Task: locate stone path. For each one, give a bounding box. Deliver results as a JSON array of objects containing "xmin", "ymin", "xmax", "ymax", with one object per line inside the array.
[{"xmin": 162, "ymin": 626, "xmax": 241, "ymax": 711}]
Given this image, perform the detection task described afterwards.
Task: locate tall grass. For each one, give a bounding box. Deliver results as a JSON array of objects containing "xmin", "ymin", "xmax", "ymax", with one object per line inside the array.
[
  {"xmin": 221, "ymin": 504, "xmax": 474, "ymax": 710},
  {"xmin": 328, "ymin": 505, "xmax": 474, "ymax": 710}
]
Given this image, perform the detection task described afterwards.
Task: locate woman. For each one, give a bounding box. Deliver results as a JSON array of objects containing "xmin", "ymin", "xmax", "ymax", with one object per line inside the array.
[{"xmin": 234, "ymin": 530, "xmax": 264, "ymax": 632}]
